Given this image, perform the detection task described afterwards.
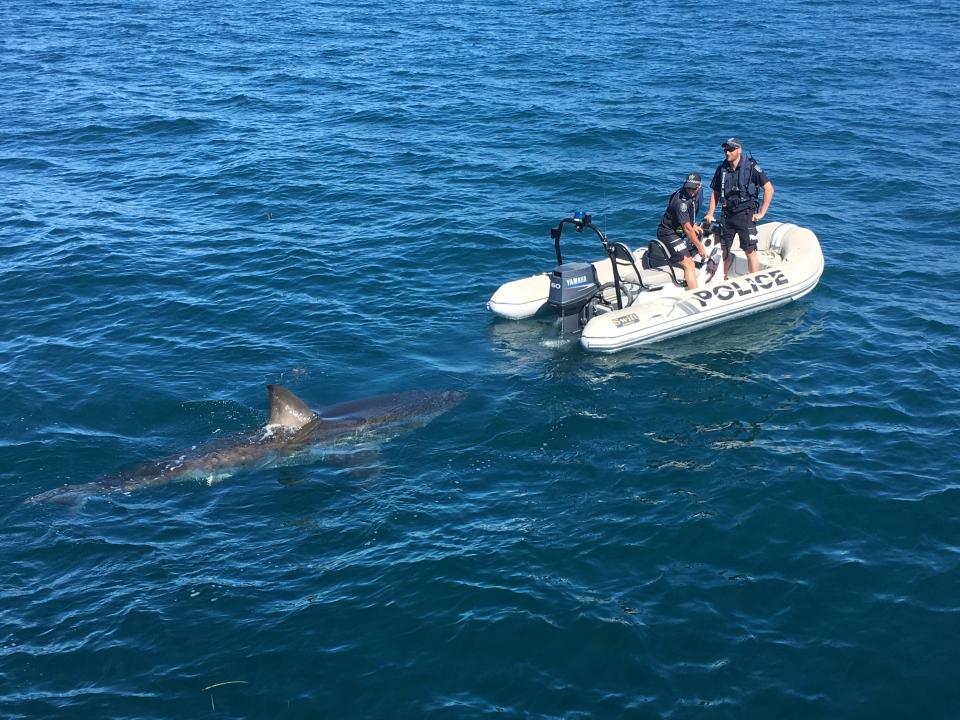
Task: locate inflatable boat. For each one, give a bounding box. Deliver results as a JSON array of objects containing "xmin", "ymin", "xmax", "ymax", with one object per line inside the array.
[{"xmin": 487, "ymin": 212, "xmax": 824, "ymax": 353}]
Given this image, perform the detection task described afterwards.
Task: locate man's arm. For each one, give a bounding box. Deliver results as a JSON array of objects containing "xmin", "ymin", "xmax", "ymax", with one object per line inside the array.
[
  {"xmin": 682, "ymin": 221, "xmax": 707, "ymax": 259},
  {"xmin": 705, "ymin": 190, "xmax": 719, "ymax": 222},
  {"xmin": 753, "ymin": 181, "xmax": 774, "ymax": 221}
]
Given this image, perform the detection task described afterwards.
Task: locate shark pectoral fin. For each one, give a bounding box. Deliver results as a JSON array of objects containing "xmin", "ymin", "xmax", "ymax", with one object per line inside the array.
[
  {"xmin": 267, "ymin": 385, "xmax": 316, "ymax": 430},
  {"xmin": 324, "ymin": 448, "xmax": 382, "ymax": 479},
  {"xmin": 274, "ymin": 467, "xmax": 312, "ymax": 487}
]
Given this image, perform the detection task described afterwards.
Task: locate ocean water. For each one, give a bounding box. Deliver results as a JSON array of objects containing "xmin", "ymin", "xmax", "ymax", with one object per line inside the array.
[{"xmin": 2, "ymin": 0, "xmax": 959, "ymax": 717}]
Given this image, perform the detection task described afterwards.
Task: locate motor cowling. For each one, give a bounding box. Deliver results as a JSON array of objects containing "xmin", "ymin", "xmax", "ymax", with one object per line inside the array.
[{"xmin": 548, "ymin": 262, "xmax": 600, "ymax": 335}]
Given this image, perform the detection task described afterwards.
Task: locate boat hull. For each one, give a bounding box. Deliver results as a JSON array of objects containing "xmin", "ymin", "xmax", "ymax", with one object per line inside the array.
[{"xmin": 488, "ymin": 222, "xmax": 824, "ymax": 353}]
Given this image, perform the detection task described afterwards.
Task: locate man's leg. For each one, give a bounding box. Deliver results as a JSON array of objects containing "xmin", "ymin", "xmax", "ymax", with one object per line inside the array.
[
  {"xmin": 680, "ymin": 255, "xmax": 697, "ymax": 289},
  {"xmin": 742, "ymin": 218, "xmax": 760, "ymax": 273}
]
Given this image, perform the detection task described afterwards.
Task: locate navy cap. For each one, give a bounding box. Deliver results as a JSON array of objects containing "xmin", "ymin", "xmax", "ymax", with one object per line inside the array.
[
  {"xmin": 722, "ymin": 137, "xmax": 742, "ymax": 150},
  {"xmin": 683, "ymin": 172, "xmax": 701, "ymax": 189}
]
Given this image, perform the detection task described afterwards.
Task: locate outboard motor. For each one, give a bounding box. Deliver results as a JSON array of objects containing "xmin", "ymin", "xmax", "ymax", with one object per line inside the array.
[{"xmin": 548, "ymin": 261, "xmax": 600, "ymax": 336}]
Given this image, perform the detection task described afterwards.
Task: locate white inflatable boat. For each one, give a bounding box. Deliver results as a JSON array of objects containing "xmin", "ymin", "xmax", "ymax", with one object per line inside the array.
[{"xmin": 488, "ymin": 212, "xmax": 824, "ymax": 353}]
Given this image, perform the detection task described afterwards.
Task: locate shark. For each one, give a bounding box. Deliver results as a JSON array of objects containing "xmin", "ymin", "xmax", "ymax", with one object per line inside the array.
[{"xmin": 26, "ymin": 384, "xmax": 464, "ymax": 506}]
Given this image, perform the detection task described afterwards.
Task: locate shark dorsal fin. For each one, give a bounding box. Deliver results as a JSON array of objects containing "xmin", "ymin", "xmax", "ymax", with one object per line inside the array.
[{"xmin": 267, "ymin": 385, "xmax": 316, "ymax": 430}]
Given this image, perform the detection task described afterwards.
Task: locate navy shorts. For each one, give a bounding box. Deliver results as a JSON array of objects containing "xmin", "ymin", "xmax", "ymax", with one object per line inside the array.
[
  {"xmin": 656, "ymin": 228, "xmax": 693, "ymax": 264},
  {"xmin": 721, "ymin": 210, "xmax": 758, "ymax": 252}
]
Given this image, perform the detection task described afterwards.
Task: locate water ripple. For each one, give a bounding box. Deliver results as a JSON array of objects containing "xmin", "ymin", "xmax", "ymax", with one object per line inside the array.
[{"xmin": 3, "ymin": 0, "xmax": 960, "ymax": 717}]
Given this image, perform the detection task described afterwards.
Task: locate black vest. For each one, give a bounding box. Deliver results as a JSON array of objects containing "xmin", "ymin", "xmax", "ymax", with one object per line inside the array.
[
  {"xmin": 658, "ymin": 186, "xmax": 702, "ymax": 236},
  {"xmin": 720, "ymin": 157, "xmax": 758, "ymax": 213}
]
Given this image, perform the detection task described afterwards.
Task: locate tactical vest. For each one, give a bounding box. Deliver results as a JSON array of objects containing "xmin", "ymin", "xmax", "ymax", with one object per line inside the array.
[{"xmin": 720, "ymin": 157, "xmax": 759, "ymax": 213}]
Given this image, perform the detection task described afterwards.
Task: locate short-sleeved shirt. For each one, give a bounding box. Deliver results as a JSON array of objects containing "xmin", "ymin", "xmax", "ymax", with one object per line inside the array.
[
  {"xmin": 710, "ymin": 159, "xmax": 771, "ymax": 213},
  {"xmin": 657, "ymin": 186, "xmax": 702, "ymax": 238}
]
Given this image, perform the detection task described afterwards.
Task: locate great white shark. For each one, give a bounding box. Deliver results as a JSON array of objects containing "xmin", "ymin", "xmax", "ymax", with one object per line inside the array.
[{"xmin": 26, "ymin": 384, "xmax": 464, "ymax": 506}]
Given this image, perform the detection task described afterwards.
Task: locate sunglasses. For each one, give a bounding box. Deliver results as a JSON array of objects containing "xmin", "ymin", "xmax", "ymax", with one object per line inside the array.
[{"xmin": 724, "ymin": 147, "xmax": 738, "ymax": 152}]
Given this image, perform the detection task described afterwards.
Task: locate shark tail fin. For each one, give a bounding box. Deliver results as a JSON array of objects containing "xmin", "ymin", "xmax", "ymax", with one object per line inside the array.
[{"xmin": 267, "ymin": 385, "xmax": 316, "ymax": 430}]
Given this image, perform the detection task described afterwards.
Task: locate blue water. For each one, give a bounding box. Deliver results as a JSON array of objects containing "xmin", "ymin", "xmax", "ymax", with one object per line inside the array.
[{"xmin": 3, "ymin": 1, "xmax": 960, "ymax": 717}]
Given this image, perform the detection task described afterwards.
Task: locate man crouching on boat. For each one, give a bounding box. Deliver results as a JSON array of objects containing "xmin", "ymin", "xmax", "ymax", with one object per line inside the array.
[{"xmin": 656, "ymin": 172, "xmax": 709, "ymax": 289}]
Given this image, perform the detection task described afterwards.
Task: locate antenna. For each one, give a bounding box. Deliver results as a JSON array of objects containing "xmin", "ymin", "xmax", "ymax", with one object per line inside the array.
[{"xmin": 600, "ymin": 172, "xmax": 608, "ymax": 238}]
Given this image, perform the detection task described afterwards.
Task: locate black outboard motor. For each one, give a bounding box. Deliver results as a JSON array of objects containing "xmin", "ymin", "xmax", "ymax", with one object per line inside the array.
[
  {"xmin": 548, "ymin": 261, "xmax": 600, "ymax": 336},
  {"xmin": 548, "ymin": 211, "xmax": 607, "ymax": 335}
]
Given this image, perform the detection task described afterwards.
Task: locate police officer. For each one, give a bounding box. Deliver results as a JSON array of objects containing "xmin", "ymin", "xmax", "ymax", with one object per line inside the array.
[
  {"xmin": 656, "ymin": 172, "xmax": 708, "ymax": 289},
  {"xmin": 704, "ymin": 138, "xmax": 774, "ymax": 278}
]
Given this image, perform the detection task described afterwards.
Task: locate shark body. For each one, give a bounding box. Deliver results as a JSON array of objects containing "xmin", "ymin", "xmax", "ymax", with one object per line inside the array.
[{"xmin": 26, "ymin": 385, "xmax": 464, "ymax": 505}]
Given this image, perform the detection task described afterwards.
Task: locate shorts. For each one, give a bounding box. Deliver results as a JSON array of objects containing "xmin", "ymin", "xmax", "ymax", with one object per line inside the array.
[
  {"xmin": 656, "ymin": 228, "xmax": 693, "ymax": 264},
  {"xmin": 720, "ymin": 209, "xmax": 758, "ymax": 252}
]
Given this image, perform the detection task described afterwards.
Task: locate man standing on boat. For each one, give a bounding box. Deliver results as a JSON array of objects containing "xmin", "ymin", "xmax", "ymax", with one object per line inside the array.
[
  {"xmin": 656, "ymin": 172, "xmax": 709, "ymax": 289},
  {"xmin": 704, "ymin": 138, "xmax": 774, "ymax": 278}
]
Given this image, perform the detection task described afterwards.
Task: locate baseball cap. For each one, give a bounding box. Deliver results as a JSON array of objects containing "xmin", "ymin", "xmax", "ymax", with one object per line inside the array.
[
  {"xmin": 722, "ymin": 137, "xmax": 742, "ymax": 150},
  {"xmin": 683, "ymin": 172, "xmax": 701, "ymax": 189}
]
